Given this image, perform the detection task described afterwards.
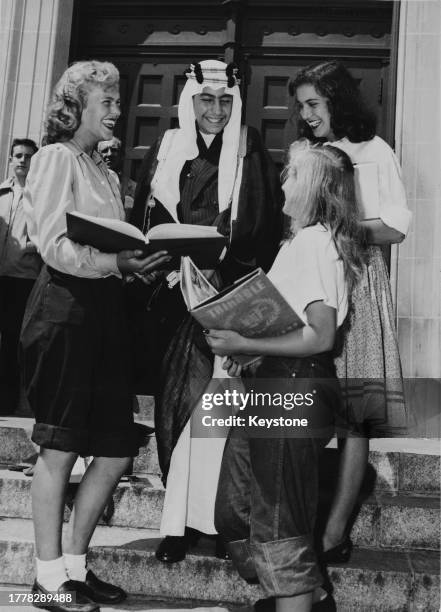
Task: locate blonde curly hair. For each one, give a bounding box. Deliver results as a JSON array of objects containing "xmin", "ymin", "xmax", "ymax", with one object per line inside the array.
[
  {"xmin": 283, "ymin": 139, "xmax": 366, "ymax": 293},
  {"xmin": 45, "ymin": 60, "xmax": 119, "ymax": 144}
]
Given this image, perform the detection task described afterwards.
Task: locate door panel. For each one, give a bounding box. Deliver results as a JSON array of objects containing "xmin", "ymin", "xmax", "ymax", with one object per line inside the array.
[
  {"xmin": 121, "ymin": 60, "xmax": 192, "ymax": 181},
  {"xmin": 70, "ymin": 1, "xmax": 397, "ymax": 176},
  {"xmin": 245, "ymin": 62, "xmax": 297, "ymax": 166}
]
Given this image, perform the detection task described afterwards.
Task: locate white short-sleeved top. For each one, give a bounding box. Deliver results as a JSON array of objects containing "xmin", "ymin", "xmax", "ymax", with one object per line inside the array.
[
  {"xmin": 331, "ymin": 136, "xmax": 411, "ymax": 236},
  {"xmin": 268, "ymin": 224, "xmax": 348, "ymax": 328},
  {"xmin": 24, "ymin": 140, "xmax": 124, "ymax": 278}
]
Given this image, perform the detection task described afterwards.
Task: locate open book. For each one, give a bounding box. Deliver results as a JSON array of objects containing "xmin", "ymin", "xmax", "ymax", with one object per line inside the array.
[
  {"xmin": 180, "ymin": 257, "xmax": 304, "ymax": 366},
  {"xmin": 66, "ymin": 211, "xmax": 227, "ymax": 268},
  {"xmin": 354, "ymin": 162, "xmax": 380, "ymax": 220}
]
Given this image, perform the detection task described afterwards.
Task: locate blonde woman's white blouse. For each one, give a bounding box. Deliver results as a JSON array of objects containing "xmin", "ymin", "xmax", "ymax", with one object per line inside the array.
[
  {"xmin": 331, "ymin": 136, "xmax": 411, "ymax": 236},
  {"xmin": 268, "ymin": 224, "xmax": 348, "ymax": 328},
  {"xmin": 24, "ymin": 140, "xmax": 124, "ymax": 278}
]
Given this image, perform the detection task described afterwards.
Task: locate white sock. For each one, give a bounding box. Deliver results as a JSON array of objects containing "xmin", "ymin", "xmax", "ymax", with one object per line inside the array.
[
  {"xmin": 35, "ymin": 557, "xmax": 68, "ymax": 591},
  {"xmin": 64, "ymin": 552, "xmax": 87, "ymax": 582}
]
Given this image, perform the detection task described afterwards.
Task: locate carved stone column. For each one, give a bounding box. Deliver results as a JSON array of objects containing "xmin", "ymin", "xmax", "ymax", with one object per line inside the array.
[
  {"xmin": 393, "ymin": 0, "xmax": 440, "ymax": 380},
  {"xmin": 0, "ymin": 0, "xmax": 74, "ymax": 179}
]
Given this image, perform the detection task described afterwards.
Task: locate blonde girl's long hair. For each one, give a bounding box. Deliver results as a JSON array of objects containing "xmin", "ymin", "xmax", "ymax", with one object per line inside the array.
[{"xmin": 283, "ymin": 139, "xmax": 366, "ymax": 293}]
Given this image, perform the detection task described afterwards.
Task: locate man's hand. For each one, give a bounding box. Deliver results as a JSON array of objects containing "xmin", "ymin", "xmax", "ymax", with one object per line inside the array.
[
  {"xmin": 117, "ymin": 250, "xmax": 171, "ymax": 275},
  {"xmin": 205, "ymin": 329, "xmax": 248, "ymax": 357}
]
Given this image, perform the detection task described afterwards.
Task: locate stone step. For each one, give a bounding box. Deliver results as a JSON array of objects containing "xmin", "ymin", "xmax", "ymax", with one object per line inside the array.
[
  {"xmin": 135, "ymin": 395, "xmax": 155, "ymax": 422},
  {"xmin": 14, "ymin": 394, "xmax": 155, "ymax": 422},
  {"xmin": 0, "ymin": 584, "xmax": 230, "ymax": 612},
  {"xmin": 0, "ymin": 470, "xmax": 438, "ymax": 552},
  {"xmin": 1, "ymin": 417, "xmax": 439, "ymax": 494},
  {"xmin": 0, "ymin": 416, "xmax": 161, "ymax": 475},
  {"xmin": 0, "ymin": 470, "xmax": 165, "ymax": 531},
  {"xmin": 349, "ymin": 492, "xmax": 440, "ymax": 551},
  {"xmin": 0, "ymin": 518, "xmax": 438, "ymax": 611}
]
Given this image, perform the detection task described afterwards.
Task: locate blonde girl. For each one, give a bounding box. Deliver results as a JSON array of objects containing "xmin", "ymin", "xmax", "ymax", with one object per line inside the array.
[{"xmin": 207, "ymin": 141, "xmax": 365, "ymax": 612}]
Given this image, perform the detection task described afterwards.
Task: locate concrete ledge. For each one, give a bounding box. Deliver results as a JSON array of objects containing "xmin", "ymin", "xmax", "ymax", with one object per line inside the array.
[
  {"xmin": 1, "ymin": 420, "xmax": 439, "ymax": 494},
  {"xmin": 0, "ymin": 519, "xmax": 438, "ymax": 610},
  {"xmin": 329, "ymin": 548, "xmax": 440, "ymax": 611},
  {"xmin": 0, "ymin": 419, "xmax": 36, "ymax": 464},
  {"xmin": 135, "ymin": 396, "xmax": 155, "ymax": 423},
  {"xmin": 0, "ymin": 419, "xmax": 161, "ymax": 476},
  {"xmin": 0, "ymin": 471, "xmax": 439, "ymax": 550}
]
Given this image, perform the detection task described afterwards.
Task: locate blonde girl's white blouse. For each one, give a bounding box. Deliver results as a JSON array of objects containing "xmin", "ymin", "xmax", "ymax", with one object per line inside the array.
[
  {"xmin": 24, "ymin": 140, "xmax": 124, "ymax": 278},
  {"xmin": 268, "ymin": 224, "xmax": 348, "ymax": 328}
]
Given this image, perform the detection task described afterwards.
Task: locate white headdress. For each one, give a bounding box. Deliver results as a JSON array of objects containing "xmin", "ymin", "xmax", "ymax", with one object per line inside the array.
[{"xmin": 151, "ymin": 59, "xmax": 242, "ymax": 219}]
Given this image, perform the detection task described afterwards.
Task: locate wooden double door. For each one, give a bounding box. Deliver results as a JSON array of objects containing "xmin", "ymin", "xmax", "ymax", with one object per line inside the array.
[{"xmin": 70, "ymin": 0, "xmax": 399, "ymax": 179}]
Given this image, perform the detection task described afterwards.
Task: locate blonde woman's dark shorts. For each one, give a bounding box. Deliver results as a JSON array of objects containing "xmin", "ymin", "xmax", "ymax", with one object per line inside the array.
[{"xmin": 20, "ymin": 265, "xmax": 143, "ymax": 458}]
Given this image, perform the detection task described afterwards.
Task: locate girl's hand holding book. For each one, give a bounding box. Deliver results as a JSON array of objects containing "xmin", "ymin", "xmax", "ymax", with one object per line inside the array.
[
  {"xmin": 117, "ymin": 249, "xmax": 171, "ymax": 275},
  {"xmin": 205, "ymin": 329, "xmax": 249, "ymax": 357},
  {"xmin": 222, "ymin": 356, "xmax": 243, "ymax": 377}
]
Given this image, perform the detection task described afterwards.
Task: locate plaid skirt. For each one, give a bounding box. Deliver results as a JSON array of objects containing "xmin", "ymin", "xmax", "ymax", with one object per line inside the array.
[{"xmin": 334, "ymin": 247, "xmax": 408, "ymax": 437}]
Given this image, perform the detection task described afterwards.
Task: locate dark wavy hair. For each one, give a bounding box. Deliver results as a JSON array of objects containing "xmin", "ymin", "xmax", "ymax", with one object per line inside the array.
[
  {"xmin": 289, "ymin": 61, "xmax": 376, "ymax": 143},
  {"xmin": 10, "ymin": 138, "xmax": 38, "ymax": 156},
  {"xmin": 45, "ymin": 61, "xmax": 119, "ymax": 144}
]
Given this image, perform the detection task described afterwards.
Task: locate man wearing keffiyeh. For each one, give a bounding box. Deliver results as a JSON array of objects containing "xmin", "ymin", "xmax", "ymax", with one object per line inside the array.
[{"xmin": 128, "ymin": 59, "xmax": 283, "ymax": 562}]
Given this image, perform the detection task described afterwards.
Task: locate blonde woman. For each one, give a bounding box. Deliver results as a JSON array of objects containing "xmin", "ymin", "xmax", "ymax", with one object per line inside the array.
[{"xmin": 21, "ymin": 61, "xmax": 169, "ymax": 612}]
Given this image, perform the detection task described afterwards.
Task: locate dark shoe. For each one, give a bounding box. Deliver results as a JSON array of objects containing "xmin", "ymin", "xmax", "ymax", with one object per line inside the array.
[
  {"xmin": 156, "ymin": 535, "xmax": 189, "ymax": 563},
  {"xmin": 215, "ymin": 536, "xmax": 231, "ymax": 560},
  {"xmin": 320, "ymin": 537, "xmax": 352, "ymax": 564},
  {"xmin": 31, "ymin": 579, "xmax": 99, "ymax": 611},
  {"xmin": 312, "ymin": 593, "xmax": 336, "ymax": 611},
  {"xmin": 82, "ymin": 569, "xmax": 126, "ymax": 604},
  {"xmin": 254, "ymin": 598, "xmax": 275, "ymax": 612}
]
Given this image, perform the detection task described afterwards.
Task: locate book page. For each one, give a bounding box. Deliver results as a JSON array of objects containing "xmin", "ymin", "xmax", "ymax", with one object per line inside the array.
[
  {"xmin": 180, "ymin": 257, "xmax": 218, "ymax": 309},
  {"xmin": 69, "ymin": 211, "xmax": 146, "ymax": 241},
  {"xmin": 147, "ymin": 223, "xmax": 221, "ymax": 240}
]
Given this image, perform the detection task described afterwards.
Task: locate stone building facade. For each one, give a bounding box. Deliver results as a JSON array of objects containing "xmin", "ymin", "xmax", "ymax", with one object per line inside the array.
[{"xmin": 1, "ymin": 0, "xmax": 439, "ymax": 427}]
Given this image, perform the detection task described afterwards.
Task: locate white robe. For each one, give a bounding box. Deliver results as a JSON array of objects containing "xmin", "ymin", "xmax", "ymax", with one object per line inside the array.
[{"xmin": 159, "ymin": 357, "xmax": 231, "ymax": 536}]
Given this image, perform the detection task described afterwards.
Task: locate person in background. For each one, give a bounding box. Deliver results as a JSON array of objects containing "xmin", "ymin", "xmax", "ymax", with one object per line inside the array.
[
  {"xmin": 97, "ymin": 136, "xmax": 136, "ymax": 214},
  {"xmin": 290, "ymin": 60, "xmax": 411, "ymax": 564},
  {"xmin": 0, "ymin": 138, "xmax": 40, "ymax": 415},
  {"xmin": 129, "ymin": 59, "xmax": 283, "ymax": 563},
  {"xmin": 21, "ymin": 60, "xmax": 169, "ymax": 612},
  {"xmin": 97, "ymin": 136, "xmax": 121, "ymax": 172},
  {"xmin": 210, "ymin": 141, "xmax": 366, "ymax": 612}
]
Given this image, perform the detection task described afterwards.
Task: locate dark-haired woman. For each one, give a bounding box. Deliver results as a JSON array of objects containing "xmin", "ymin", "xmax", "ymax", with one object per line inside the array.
[
  {"xmin": 21, "ymin": 61, "xmax": 169, "ymax": 612},
  {"xmin": 290, "ymin": 61, "xmax": 411, "ymax": 560}
]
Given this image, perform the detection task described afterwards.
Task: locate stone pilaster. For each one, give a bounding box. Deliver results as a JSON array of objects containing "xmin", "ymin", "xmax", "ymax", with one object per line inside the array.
[
  {"xmin": 393, "ymin": 0, "xmax": 441, "ymax": 379},
  {"xmin": 0, "ymin": 0, "xmax": 74, "ymax": 179}
]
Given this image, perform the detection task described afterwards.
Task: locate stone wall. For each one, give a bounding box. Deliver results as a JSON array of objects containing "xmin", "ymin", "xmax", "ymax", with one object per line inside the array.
[
  {"xmin": 0, "ymin": 0, "xmax": 439, "ymax": 388},
  {"xmin": 0, "ymin": 0, "xmax": 73, "ymax": 179},
  {"xmin": 393, "ymin": 0, "xmax": 441, "ymax": 380}
]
